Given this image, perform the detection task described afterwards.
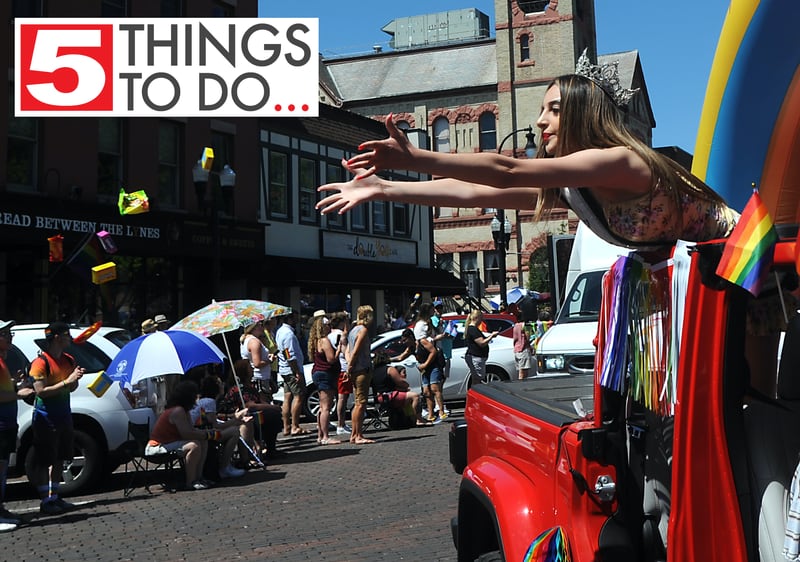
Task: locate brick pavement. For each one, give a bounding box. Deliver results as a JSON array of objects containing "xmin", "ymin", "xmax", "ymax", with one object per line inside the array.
[{"xmin": 2, "ymin": 409, "xmax": 464, "ymax": 562}]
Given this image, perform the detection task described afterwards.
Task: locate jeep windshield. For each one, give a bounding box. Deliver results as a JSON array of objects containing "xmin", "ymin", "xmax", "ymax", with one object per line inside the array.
[{"xmin": 556, "ymin": 270, "xmax": 604, "ymax": 324}]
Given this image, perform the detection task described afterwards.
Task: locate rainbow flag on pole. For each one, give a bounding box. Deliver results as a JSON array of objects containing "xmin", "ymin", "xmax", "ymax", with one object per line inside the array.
[{"xmin": 715, "ymin": 190, "xmax": 777, "ymax": 296}]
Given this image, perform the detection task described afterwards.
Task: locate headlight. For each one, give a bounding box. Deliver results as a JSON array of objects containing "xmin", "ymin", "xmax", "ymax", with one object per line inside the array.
[{"xmin": 541, "ymin": 355, "xmax": 565, "ymax": 371}]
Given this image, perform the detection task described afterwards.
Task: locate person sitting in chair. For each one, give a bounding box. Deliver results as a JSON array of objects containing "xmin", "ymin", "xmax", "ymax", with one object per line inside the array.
[{"xmin": 371, "ymin": 352, "xmax": 432, "ymax": 427}]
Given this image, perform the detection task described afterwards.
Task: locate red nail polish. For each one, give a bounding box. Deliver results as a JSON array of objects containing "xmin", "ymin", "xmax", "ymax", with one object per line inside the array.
[{"xmin": 357, "ymin": 144, "xmax": 364, "ymax": 151}]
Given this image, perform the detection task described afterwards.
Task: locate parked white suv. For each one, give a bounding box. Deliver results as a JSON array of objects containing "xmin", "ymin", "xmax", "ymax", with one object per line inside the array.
[{"xmin": 5, "ymin": 324, "xmax": 153, "ymax": 495}]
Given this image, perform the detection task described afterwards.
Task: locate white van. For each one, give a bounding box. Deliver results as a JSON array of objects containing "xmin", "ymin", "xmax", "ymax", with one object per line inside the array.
[{"xmin": 535, "ymin": 223, "xmax": 629, "ymax": 376}]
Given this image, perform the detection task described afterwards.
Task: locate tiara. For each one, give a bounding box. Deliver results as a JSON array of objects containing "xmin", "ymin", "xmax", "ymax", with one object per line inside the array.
[{"xmin": 575, "ymin": 49, "xmax": 639, "ymax": 108}]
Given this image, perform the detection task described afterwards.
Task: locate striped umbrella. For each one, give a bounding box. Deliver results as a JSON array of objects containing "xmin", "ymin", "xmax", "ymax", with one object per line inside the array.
[{"xmin": 107, "ymin": 329, "xmax": 225, "ymax": 385}]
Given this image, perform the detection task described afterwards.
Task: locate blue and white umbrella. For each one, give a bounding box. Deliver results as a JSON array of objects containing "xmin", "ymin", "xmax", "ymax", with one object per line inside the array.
[{"xmin": 107, "ymin": 329, "xmax": 225, "ymax": 386}]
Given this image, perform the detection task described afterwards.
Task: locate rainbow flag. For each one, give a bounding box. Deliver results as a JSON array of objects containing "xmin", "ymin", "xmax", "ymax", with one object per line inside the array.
[{"xmin": 715, "ymin": 190, "xmax": 777, "ymax": 296}]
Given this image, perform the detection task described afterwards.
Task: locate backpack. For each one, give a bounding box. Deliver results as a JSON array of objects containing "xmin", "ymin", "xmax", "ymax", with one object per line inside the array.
[{"xmin": 387, "ymin": 402, "xmax": 416, "ymax": 430}]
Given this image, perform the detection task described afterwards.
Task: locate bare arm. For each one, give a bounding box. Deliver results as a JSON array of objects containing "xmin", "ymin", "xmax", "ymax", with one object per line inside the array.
[
  {"xmin": 317, "ymin": 163, "xmax": 538, "ymax": 215},
  {"xmin": 247, "ymin": 337, "xmax": 267, "ymax": 368},
  {"xmin": 347, "ymin": 115, "xmax": 652, "ymax": 199},
  {"xmin": 319, "ymin": 337, "xmax": 337, "ymax": 363}
]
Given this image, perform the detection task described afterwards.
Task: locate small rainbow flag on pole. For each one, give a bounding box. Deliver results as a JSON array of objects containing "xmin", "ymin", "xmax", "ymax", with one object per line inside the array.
[{"xmin": 715, "ymin": 189, "xmax": 777, "ymax": 296}]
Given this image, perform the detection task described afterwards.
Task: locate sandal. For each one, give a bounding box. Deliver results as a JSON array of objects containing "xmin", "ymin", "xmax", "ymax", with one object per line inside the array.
[
  {"xmin": 352, "ymin": 437, "xmax": 375, "ymax": 444},
  {"xmin": 319, "ymin": 438, "xmax": 341, "ymax": 445},
  {"xmin": 291, "ymin": 428, "xmax": 311, "ymax": 436},
  {"xmin": 416, "ymin": 421, "xmax": 434, "ymax": 427}
]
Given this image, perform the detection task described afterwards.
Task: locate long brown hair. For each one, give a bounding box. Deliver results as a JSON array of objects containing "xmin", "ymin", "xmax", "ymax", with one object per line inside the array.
[
  {"xmin": 534, "ymin": 74, "xmax": 727, "ymax": 221},
  {"xmin": 307, "ymin": 316, "xmax": 328, "ymax": 358}
]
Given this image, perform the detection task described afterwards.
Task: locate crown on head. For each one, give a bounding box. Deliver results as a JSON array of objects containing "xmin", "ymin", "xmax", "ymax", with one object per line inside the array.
[{"xmin": 575, "ymin": 49, "xmax": 639, "ymax": 109}]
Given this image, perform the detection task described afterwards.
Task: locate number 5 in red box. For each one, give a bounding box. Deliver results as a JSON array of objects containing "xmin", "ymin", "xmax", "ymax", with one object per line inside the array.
[{"xmin": 17, "ymin": 23, "xmax": 114, "ymax": 112}]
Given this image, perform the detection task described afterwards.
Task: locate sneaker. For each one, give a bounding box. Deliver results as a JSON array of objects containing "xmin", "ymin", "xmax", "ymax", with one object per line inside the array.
[
  {"xmin": 191, "ymin": 480, "xmax": 210, "ymax": 490},
  {"xmin": 336, "ymin": 425, "xmax": 352, "ymax": 435},
  {"xmin": 439, "ymin": 412, "xmax": 449, "ymax": 422},
  {"xmin": 39, "ymin": 500, "xmax": 65, "ymax": 516},
  {"xmin": 0, "ymin": 522, "xmax": 17, "ymax": 532},
  {"xmin": 431, "ymin": 416, "xmax": 443, "ymax": 425},
  {"xmin": 421, "ymin": 408, "xmax": 429, "ymax": 418},
  {"xmin": 54, "ymin": 498, "xmax": 76, "ymax": 512},
  {"xmin": 0, "ymin": 507, "xmax": 21, "ymax": 526},
  {"xmin": 219, "ymin": 464, "xmax": 246, "ymax": 479}
]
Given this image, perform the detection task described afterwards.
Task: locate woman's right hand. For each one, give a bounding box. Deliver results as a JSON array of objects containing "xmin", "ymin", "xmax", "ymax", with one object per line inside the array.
[{"xmin": 317, "ymin": 160, "xmax": 385, "ymax": 214}]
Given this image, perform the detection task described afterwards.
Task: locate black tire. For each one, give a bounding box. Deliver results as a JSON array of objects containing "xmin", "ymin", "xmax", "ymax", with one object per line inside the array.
[
  {"xmin": 25, "ymin": 428, "xmax": 102, "ymax": 496},
  {"xmin": 303, "ymin": 385, "xmax": 337, "ymax": 420},
  {"xmin": 485, "ymin": 367, "xmax": 509, "ymax": 383},
  {"xmin": 475, "ymin": 551, "xmax": 503, "ymax": 562}
]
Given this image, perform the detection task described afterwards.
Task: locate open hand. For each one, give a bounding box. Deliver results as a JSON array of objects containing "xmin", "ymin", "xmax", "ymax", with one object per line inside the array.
[
  {"xmin": 317, "ymin": 159, "xmax": 385, "ymax": 215},
  {"xmin": 345, "ymin": 114, "xmax": 416, "ymax": 179}
]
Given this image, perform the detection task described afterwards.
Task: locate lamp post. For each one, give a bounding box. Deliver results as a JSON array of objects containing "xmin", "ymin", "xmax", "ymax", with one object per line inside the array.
[
  {"xmin": 493, "ymin": 127, "xmax": 536, "ymax": 308},
  {"xmin": 192, "ymin": 157, "xmax": 236, "ymax": 298}
]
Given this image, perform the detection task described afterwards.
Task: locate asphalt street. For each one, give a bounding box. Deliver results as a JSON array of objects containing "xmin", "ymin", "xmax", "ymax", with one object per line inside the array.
[{"xmin": 2, "ymin": 408, "xmax": 464, "ymax": 562}]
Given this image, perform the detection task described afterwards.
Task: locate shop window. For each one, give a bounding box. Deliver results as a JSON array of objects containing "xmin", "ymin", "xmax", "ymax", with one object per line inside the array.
[
  {"xmin": 438, "ymin": 253, "xmax": 454, "ymax": 272},
  {"xmin": 298, "ymin": 157, "xmax": 319, "ymax": 225},
  {"xmin": 212, "ymin": 0, "xmax": 234, "ymax": 17},
  {"xmin": 479, "ymin": 112, "xmax": 497, "ymax": 152},
  {"xmin": 7, "ymin": 91, "xmax": 38, "ymax": 190},
  {"xmin": 160, "ymin": 0, "xmax": 184, "ymax": 17},
  {"xmin": 484, "ymin": 251, "xmax": 501, "ymax": 286},
  {"xmin": 157, "ymin": 120, "xmax": 181, "ymax": 208},
  {"xmin": 102, "ymin": 0, "xmax": 127, "ymax": 16},
  {"xmin": 13, "ymin": 0, "xmax": 44, "ymax": 17},
  {"xmin": 373, "ymin": 201, "xmax": 388, "ymax": 234},
  {"xmin": 325, "ymin": 161, "xmax": 345, "ymax": 229},
  {"xmin": 392, "ymin": 203, "xmax": 409, "ymax": 236},
  {"xmin": 460, "ymin": 252, "xmax": 478, "ymax": 280},
  {"xmin": 432, "ymin": 117, "xmax": 450, "ymax": 153},
  {"xmin": 268, "ymin": 150, "xmax": 289, "ymax": 219},
  {"xmin": 351, "ymin": 204, "xmax": 368, "ymax": 232},
  {"xmin": 98, "ymin": 118, "xmax": 123, "ymax": 199},
  {"xmin": 520, "ymin": 34, "xmax": 530, "ymax": 62}
]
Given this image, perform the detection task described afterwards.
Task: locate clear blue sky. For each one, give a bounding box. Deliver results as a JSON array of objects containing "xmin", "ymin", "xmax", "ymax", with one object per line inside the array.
[{"xmin": 259, "ymin": 1, "xmax": 730, "ymax": 153}]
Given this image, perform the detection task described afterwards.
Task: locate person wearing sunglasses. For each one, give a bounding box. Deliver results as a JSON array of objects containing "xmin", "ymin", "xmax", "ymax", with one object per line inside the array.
[{"xmin": 28, "ymin": 322, "xmax": 85, "ymax": 516}]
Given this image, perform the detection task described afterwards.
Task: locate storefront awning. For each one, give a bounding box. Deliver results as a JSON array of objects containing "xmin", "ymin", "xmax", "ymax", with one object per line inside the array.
[{"xmin": 265, "ymin": 256, "xmax": 466, "ymax": 295}]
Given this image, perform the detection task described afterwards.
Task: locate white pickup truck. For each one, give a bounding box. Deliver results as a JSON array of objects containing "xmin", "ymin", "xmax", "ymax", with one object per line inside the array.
[
  {"xmin": 535, "ymin": 223, "xmax": 629, "ymax": 376},
  {"xmin": 5, "ymin": 324, "xmax": 153, "ymax": 495}
]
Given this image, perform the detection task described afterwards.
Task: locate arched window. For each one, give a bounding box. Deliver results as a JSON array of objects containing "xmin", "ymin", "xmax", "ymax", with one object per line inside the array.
[
  {"xmin": 517, "ymin": 1, "xmax": 549, "ymax": 14},
  {"xmin": 479, "ymin": 112, "xmax": 497, "ymax": 152},
  {"xmin": 432, "ymin": 117, "xmax": 450, "ymax": 153},
  {"xmin": 520, "ymin": 34, "xmax": 530, "ymax": 62}
]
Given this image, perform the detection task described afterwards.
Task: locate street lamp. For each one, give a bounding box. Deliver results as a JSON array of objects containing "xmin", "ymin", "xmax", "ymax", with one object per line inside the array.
[
  {"xmin": 191, "ymin": 155, "xmax": 237, "ymax": 298},
  {"xmin": 493, "ymin": 126, "xmax": 536, "ymax": 307}
]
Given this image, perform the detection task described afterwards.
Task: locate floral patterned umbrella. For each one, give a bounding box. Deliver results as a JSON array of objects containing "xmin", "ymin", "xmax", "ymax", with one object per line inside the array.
[{"xmin": 171, "ymin": 299, "xmax": 292, "ymax": 337}]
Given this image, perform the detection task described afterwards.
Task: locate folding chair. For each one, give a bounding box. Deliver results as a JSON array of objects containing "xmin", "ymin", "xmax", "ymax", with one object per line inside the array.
[
  {"xmin": 364, "ymin": 387, "xmax": 392, "ymax": 431},
  {"xmin": 122, "ymin": 420, "xmax": 185, "ymax": 496}
]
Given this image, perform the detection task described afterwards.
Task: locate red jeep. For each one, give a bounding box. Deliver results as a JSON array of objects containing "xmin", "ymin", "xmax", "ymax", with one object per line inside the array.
[{"xmin": 449, "ymin": 232, "xmax": 800, "ymax": 561}]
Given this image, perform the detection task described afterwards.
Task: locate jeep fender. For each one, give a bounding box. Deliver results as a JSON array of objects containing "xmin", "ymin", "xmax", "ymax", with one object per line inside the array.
[{"xmin": 458, "ymin": 453, "xmax": 612, "ymax": 561}]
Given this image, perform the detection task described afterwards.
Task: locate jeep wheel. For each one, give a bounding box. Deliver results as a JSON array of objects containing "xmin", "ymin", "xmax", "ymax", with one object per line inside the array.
[{"xmin": 25, "ymin": 428, "xmax": 102, "ymax": 496}]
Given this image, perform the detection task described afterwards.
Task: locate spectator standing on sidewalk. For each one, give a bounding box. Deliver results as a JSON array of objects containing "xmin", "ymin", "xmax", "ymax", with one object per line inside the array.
[
  {"xmin": 328, "ymin": 312, "xmax": 352, "ymax": 436},
  {"xmin": 463, "ymin": 311, "xmax": 499, "ymax": 385},
  {"xmin": 154, "ymin": 314, "xmax": 170, "ymax": 331},
  {"xmin": 29, "ymin": 321, "xmax": 85, "ymax": 515},
  {"xmin": 276, "ymin": 313, "xmax": 308, "ymax": 436},
  {"xmin": 346, "ymin": 305, "xmax": 375, "ymax": 444},
  {"xmin": 308, "ymin": 314, "xmax": 341, "ymax": 445},
  {"xmin": 240, "ymin": 321, "xmax": 273, "ymax": 398},
  {"xmin": 512, "ymin": 312, "xmax": 533, "ymax": 380},
  {"xmin": 0, "ymin": 319, "xmax": 31, "ymax": 531}
]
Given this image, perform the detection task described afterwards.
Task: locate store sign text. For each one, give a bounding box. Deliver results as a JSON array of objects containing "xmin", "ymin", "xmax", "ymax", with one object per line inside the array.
[{"xmin": 0, "ymin": 212, "xmax": 160, "ymax": 239}]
